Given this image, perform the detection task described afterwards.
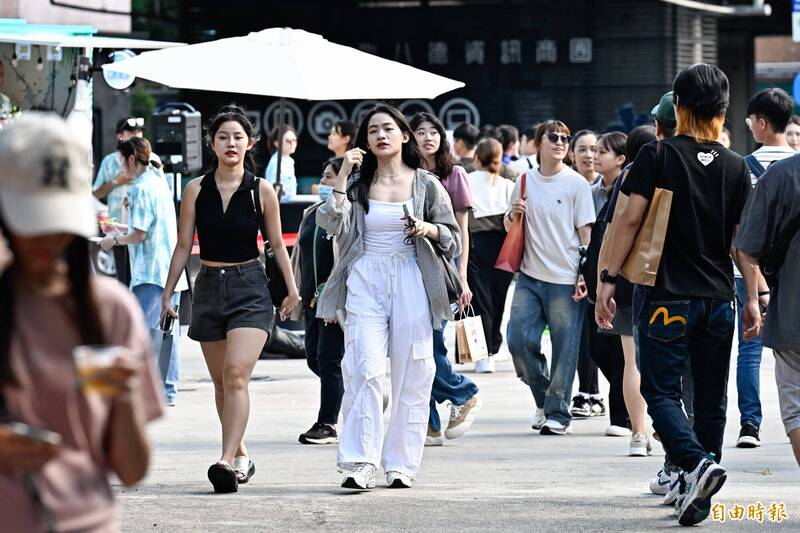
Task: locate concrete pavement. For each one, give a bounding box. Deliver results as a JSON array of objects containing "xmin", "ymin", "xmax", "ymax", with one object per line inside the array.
[{"xmin": 117, "ymin": 322, "xmax": 799, "ymax": 532}]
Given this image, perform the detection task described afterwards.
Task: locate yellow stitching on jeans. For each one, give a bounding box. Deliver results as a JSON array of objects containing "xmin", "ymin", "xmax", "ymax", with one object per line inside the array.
[{"xmin": 649, "ymin": 307, "xmax": 687, "ymax": 326}]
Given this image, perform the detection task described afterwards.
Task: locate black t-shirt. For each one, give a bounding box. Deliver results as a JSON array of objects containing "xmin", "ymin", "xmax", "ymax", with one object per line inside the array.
[
  {"xmin": 297, "ymin": 205, "xmax": 335, "ymax": 303},
  {"xmin": 620, "ymin": 136, "xmax": 751, "ymax": 300}
]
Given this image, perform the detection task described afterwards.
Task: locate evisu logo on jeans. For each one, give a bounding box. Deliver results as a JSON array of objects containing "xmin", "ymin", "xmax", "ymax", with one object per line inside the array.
[{"xmin": 649, "ymin": 306, "xmax": 687, "ymax": 326}]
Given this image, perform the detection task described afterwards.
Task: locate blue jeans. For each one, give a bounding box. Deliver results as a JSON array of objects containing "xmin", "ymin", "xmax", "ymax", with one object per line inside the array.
[
  {"xmin": 429, "ymin": 321, "xmax": 480, "ymax": 432},
  {"xmin": 507, "ymin": 274, "xmax": 585, "ymax": 425},
  {"xmin": 133, "ymin": 283, "xmax": 181, "ymax": 403},
  {"xmin": 734, "ymin": 278, "xmax": 763, "ymax": 427},
  {"xmin": 636, "ymin": 290, "xmax": 734, "ymax": 471}
]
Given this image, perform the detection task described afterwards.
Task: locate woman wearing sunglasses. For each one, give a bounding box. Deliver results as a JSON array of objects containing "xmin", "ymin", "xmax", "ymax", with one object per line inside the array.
[{"xmin": 505, "ymin": 120, "xmax": 595, "ymax": 436}]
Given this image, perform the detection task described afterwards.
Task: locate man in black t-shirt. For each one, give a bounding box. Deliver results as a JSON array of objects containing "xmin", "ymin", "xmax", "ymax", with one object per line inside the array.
[{"xmin": 596, "ymin": 64, "xmax": 751, "ymax": 527}]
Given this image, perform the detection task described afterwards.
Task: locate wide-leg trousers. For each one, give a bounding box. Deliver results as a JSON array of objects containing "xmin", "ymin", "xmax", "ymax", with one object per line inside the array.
[{"xmin": 337, "ymin": 251, "xmax": 435, "ymax": 478}]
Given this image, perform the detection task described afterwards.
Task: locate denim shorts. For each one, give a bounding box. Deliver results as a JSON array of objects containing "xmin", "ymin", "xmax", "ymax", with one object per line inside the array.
[{"xmin": 188, "ymin": 260, "xmax": 274, "ymax": 342}]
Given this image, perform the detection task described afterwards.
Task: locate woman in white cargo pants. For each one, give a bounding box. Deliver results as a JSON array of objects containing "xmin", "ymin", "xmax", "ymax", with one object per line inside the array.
[{"xmin": 315, "ymin": 105, "xmax": 461, "ymax": 490}]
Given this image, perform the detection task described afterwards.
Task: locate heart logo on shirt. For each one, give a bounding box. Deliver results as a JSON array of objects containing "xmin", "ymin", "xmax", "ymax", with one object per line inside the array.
[{"xmin": 697, "ymin": 151, "xmax": 717, "ymax": 166}]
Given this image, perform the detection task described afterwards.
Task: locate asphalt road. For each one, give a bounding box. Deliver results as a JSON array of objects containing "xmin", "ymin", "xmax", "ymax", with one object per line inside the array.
[{"xmin": 117, "ymin": 322, "xmax": 799, "ymax": 532}]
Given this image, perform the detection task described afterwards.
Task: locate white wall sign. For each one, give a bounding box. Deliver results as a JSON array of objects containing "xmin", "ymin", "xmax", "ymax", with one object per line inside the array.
[
  {"xmin": 438, "ymin": 97, "xmax": 480, "ymax": 129},
  {"xmin": 399, "ymin": 99, "xmax": 434, "ymax": 117},
  {"xmin": 307, "ymin": 101, "xmax": 347, "ymax": 145},
  {"xmin": 263, "ymin": 100, "xmax": 304, "ymax": 137},
  {"xmin": 103, "ymin": 50, "xmax": 136, "ymax": 90}
]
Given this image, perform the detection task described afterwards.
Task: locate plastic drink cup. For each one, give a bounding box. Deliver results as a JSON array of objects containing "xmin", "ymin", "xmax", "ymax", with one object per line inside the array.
[{"xmin": 73, "ymin": 345, "xmax": 125, "ymax": 395}]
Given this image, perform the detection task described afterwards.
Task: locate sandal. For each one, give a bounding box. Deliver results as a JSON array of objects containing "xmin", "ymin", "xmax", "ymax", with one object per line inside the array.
[
  {"xmin": 207, "ymin": 462, "xmax": 238, "ymax": 493},
  {"xmin": 233, "ymin": 456, "xmax": 256, "ymax": 484}
]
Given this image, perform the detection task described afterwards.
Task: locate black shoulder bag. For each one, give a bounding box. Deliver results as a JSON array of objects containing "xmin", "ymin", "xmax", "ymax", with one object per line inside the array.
[{"xmin": 251, "ymin": 178, "xmax": 289, "ymax": 306}]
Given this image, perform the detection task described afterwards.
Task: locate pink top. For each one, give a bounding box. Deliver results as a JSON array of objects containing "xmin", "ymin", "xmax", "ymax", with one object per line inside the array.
[
  {"xmin": 439, "ymin": 165, "xmax": 473, "ymax": 212},
  {"xmin": 0, "ymin": 276, "xmax": 164, "ymax": 533}
]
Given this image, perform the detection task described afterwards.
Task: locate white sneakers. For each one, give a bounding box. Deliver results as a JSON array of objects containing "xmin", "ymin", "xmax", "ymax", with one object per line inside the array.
[
  {"xmin": 675, "ymin": 458, "xmax": 727, "ymax": 526},
  {"xmin": 341, "ymin": 464, "xmax": 414, "ymax": 490},
  {"xmin": 649, "ymin": 467, "xmax": 677, "ymax": 496},
  {"xmin": 605, "ymin": 425, "xmax": 633, "ymax": 437},
  {"xmin": 445, "ymin": 395, "xmax": 483, "ymax": 439},
  {"xmin": 531, "ymin": 408, "xmax": 546, "ymax": 430},
  {"xmin": 386, "ymin": 471, "xmax": 412, "ymax": 488},
  {"xmin": 341, "ymin": 463, "xmax": 377, "ymax": 490},
  {"xmin": 629, "ymin": 433, "xmax": 652, "ymax": 457},
  {"xmin": 474, "ymin": 356, "xmax": 496, "ymax": 373},
  {"xmin": 540, "ymin": 419, "xmax": 573, "ymax": 435}
]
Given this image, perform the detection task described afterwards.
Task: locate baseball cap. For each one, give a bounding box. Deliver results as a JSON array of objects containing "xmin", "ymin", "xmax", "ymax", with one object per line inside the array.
[
  {"xmin": 0, "ymin": 113, "xmax": 97, "ymax": 238},
  {"xmin": 651, "ymin": 91, "xmax": 676, "ymax": 126},
  {"xmin": 116, "ymin": 116, "xmax": 145, "ymax": 134}
]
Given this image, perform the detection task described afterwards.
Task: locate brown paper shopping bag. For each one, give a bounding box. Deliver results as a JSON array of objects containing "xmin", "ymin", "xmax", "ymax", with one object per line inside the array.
[
  {"xmin": 455, "ymin": 306, "xmax": 489, "ymax": 364},
  {"xmin": 600, "ymin": 188, "xmax": 673, "ymax": 287}
]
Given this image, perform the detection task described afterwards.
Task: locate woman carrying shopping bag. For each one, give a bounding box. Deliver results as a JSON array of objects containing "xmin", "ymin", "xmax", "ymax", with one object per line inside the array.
[
  {"xmin": 316, "ymin": 104, "xmax": 461, "ymax": 490},
  {"xmin": 466, "ymin": 138, "xmax": 515, "ymax": 373}
]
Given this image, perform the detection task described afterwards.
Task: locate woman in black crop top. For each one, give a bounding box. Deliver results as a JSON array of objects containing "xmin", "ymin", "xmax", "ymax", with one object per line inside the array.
[{"xmin": 161, "ymin": 105, "xmax": 300, "ymax": 494}]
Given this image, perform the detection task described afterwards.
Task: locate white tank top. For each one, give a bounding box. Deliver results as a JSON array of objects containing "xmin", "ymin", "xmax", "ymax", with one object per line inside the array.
[{"xmin": 363, "ymin": 199, "xmax": 415, "ymax": 254}]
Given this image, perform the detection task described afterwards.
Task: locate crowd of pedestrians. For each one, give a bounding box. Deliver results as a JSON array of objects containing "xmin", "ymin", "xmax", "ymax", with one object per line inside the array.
[{"xmin": 1, "ymin": 61, "xmax": 799, "ymax": 530}]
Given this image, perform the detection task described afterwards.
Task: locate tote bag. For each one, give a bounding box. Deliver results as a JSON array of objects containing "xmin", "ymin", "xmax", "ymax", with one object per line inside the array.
[{"xmin": 495, "ymin": 173, "xmax": 527, "ymax": 273}]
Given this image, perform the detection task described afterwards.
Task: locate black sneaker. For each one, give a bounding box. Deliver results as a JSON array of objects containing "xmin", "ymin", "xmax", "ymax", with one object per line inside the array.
[
  {"xmin": 570, "ymin": 395, "xmax": 592, "ymax": 418},
  {"xmin": 590, "ymin": 397, "xmax": 606, "ymax": 417},
  {"xmin": 735, "ymin": 423, "xmax": 761, "ymax": 448},
  {"xmin": 299, "ymin": 422, "xmax": 338, "ymax": 445}
]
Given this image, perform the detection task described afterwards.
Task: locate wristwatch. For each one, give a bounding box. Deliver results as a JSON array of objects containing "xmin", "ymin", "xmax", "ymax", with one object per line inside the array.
[{"xmin": 600, "ymin": 269, "xmax": 618, "ymax": 285}]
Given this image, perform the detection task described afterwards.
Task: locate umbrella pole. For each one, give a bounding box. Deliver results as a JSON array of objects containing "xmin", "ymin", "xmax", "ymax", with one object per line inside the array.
[{"xmin": 274, "ymin": 97, "xmax": 286, "ymax": 198}]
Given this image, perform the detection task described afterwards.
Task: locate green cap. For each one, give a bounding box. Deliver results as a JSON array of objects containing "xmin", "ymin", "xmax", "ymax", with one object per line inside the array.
[{"xmin": 651, "ymin": 91, "xmax": 676, "ymax": 126}]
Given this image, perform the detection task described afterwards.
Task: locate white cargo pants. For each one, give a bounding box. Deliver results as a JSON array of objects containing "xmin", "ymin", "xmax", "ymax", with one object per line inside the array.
[{"xmin": 338, "ymin": 250, "xmax": 435, "ymax": 478}]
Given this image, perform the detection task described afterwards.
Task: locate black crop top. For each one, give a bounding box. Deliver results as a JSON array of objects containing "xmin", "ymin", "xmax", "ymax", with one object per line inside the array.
[{"xmin": 195, "ymin": 170, "xmax": 261, "ymax": 262}]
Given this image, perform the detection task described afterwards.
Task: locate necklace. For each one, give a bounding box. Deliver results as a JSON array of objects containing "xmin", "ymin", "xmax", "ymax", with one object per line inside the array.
[{"xmin": 376, "ymin": 171, "xmax": 402, "ymax": 179}]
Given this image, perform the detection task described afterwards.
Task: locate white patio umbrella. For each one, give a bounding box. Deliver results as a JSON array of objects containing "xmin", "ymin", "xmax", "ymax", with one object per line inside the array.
[{"xmin": 103, "ymin": 28, "xmax": 465, "ymax": 186}]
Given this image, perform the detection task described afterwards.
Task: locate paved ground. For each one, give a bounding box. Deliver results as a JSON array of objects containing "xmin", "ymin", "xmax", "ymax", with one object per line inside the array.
[{"xmin": 117, "ymin": 317, "xmax": 799, "ymax": 532}]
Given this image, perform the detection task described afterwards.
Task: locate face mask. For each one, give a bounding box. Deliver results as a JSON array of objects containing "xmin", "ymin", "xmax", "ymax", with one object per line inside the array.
[{"xmin": 318, "ymin": 184, "xmax": 334, "ymax": 202}]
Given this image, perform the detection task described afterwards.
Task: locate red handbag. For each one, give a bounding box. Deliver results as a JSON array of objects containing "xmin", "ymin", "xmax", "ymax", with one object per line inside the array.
[{"xmin": 495, "ymin": 173, "xmax": 527, "ymax": 273}]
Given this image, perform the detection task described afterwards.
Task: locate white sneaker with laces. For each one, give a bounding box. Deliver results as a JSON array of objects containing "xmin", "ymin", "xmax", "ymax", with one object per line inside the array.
[
  {"xmin": 540, "ymin": 418, "xmax": 573, "ymax": 435},
  {"xmin": 341, "ymin": 463, "xmax": 376, "ymax": 490},
  {"xmin": 474, "ymin": 357, "xmax": 495, "ymax": 373},
  {"xmin": 386, "ymin": 471, "xmax": 412, "ymax": 488},
  {"xmin": 629, "ymin": 433, "xmax": 652, "ymax": 456},
  {"xmin": 531, "ymin": 408, "xmax": 546, "ymax": 430},
  {"xmin": 605, "ymin": 425, "xmax": 632, "ymax": 437},
  {"xmin": 663, "ymin": 472, "xmax": 683, "ymax": 506},
  {"xmin": 650, "ymin": 467, "xmax": 677, "ymax": 496},
  {"xmin": 676, "ymin": 457, "xmax": 727, "ymax": 526}
]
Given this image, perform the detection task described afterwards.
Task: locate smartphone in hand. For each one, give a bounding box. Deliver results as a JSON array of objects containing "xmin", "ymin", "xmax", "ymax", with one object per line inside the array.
[
  {"xmin": 8, "ymin": 422, "xmax": 62, "ymax": 447},
  {"xmin": 160, "ymin": 304, "xmax": 179, "ymax": 333}
]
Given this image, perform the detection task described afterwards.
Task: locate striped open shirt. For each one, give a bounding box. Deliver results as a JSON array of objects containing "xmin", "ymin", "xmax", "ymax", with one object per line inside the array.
[{"xmin": 315, "ymin": 169, "xmax": 461, "ymax": 329}]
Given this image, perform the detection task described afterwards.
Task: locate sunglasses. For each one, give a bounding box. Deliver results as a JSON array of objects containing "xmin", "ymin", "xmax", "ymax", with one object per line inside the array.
[
  {"xmin": 125, "ymin": 117, "xmax": 145, "ymax": 128},
  {"xmin": 546, "ymin": 132, "xmax": 571, "ymax": 144}
]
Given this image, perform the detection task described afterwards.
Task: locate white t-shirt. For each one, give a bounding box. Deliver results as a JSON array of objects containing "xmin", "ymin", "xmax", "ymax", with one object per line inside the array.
[
  {"xmin": 733, "ymin": 144, "xmax": 796, "ymax": 277},
  {"xmin": 507, "ymin": 167, "xmax": 595, "ymax": 285},
  {"xmin": 467, "ymin": 170, "xmax": 515, "ymax": 218}
]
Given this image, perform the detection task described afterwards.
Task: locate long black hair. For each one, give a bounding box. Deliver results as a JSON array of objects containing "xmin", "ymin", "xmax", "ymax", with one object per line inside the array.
[
  {"xmin": 349, "ymin": 104, "xmax": 422, "ymax": 213},
  {"xmin": 409, "ymin": 112, "xmax": 456, "ymax": 180},
  {"xmin": 0, "ymin": 216, "xmax": 105, "ymax": 386},
  {"xmin": 204, "ymin": 104, "xmax": 259, "ymax": 175}
]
